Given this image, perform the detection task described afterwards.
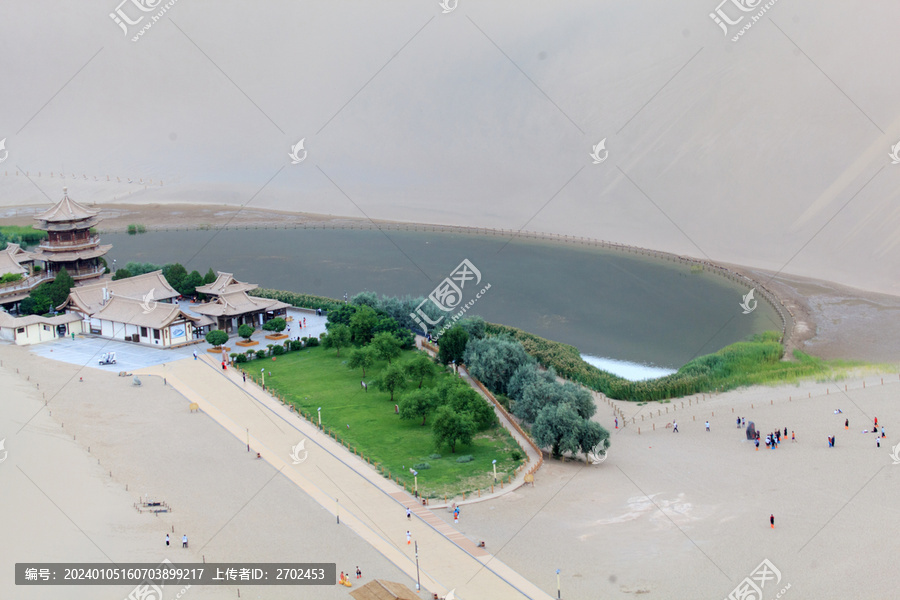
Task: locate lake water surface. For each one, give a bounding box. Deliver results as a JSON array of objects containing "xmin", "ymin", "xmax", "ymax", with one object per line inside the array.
[{"xmin": 104, "ymin": 228, "xmax": 782, "ymax": 370}]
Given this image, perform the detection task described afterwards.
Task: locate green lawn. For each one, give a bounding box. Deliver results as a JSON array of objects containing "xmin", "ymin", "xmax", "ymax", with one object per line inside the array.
[{"xmin": 243, "ymin": 346, "xmax": 524, "ymax": 498}]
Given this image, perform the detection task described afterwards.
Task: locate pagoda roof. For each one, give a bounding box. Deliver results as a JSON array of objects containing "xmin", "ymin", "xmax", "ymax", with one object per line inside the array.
[
  {"xmin": 195, "ymin": 272, "xmax": 258, "ymax": 296},
  {"xmin": 192, "ymin": 290, "xmax": 289, "ymax": 317},
  {"xmin": 30, "ymin": 244, "xmax": 111, "ymax": 262},
  {"xmin": 35, "ymin": 188, "xmax": 99, "ymax": 223}
]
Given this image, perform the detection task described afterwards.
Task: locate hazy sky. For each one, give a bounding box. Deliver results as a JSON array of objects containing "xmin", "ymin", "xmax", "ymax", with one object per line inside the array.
[{"xmin": 2, "ymin": 0, "xmax": 899, "ymax": 294}]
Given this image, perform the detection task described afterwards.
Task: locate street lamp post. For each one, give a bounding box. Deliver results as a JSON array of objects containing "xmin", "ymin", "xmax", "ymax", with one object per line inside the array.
[
  {"xmin": 336, "ymin": 497, "xmax": 340, "ymax": 525},
  {"xmin": 556, "ymin": 569, "xmax": 561, "ymax": 599},
  {"xmin": 410, "ymin": 469, "xmax": 418, "ymax": 497},
  {"xmin": 492, "ymin": 459, "xmax": 497, "ymax": 483},
  {"xmin": 260, "ymin": 367, "xmax": 265, "ymax": 387},
  {"xmin": 414, "ymin": 541, "xmax": 421, "ymax": 591},
  {"xmin": 317, "ymin": 407, "xmax": 322, "ymax": 428}
]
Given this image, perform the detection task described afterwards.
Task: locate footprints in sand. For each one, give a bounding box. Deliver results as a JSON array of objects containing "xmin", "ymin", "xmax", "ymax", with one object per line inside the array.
[{"xmin": 580, "ymin": 493, "xmax": 694, "ymax": 539}]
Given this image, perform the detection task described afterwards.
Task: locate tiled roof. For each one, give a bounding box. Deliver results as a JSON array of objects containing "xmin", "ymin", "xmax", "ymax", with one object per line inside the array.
[
  {"xmin": 195, "ymin": 272, "xmax": 258, "ymax": 295},
  {"xmin": 93, "ymin": 295, "xmax": 200, "ymax": 329},
  {"xmin": 35, "ymin": 188, "xmax": 99, "ymax": 223},
  {"xmin": 58, "ymin": 270, "xmax": 179, "ymax": 314}
]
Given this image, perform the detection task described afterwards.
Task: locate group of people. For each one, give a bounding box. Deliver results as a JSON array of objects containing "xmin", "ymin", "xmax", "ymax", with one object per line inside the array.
[
  {"xmin": 338, "ymin": 567, "xmax": 361, "ymax": 587},
  {"xmin": 831, "ymin": 412, "xmax": 885, "ymax": 447},
  {"xmin": 753, "ymin": 427, "xmax": 794, "ymax": 450}
]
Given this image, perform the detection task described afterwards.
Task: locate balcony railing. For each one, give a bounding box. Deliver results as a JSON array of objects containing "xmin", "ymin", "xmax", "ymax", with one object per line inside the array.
[
  {"xmin": 0, "ymin": 271, "xmax": 53, "ymax": 294},
  {"xmin": 39, "ymin": 235, "xmax": 100, "ymax": 251}
]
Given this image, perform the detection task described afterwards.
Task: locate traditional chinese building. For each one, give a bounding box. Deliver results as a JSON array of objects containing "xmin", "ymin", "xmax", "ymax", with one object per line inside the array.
[
  {"xmin": 192, "ymin": 272, "xmax": 289, "ymax": 333},
  {"xmin": 30, "ymin": 187, "xmax": 110, "ymax": 283}
]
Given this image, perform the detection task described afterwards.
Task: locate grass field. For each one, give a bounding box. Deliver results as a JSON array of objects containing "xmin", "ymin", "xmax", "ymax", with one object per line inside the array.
[{"xmin": 244, "ymin": 346, "xmax": 524, "ymax": 498}]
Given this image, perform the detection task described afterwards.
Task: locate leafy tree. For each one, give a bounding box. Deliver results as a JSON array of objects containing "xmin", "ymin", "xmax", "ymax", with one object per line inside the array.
[
  {"xmin": 325, "ymin": 303, "xmax": 357, "ymax": 329},
  {"xmin": 399, "ymin": 389, "xmax": 439, "ymax": 426},
  {"xmin": 238, "ymin": 323, "xmax": 255, "ymax": 342},
  {"xmin": 180, "ymin": 270, "xmax": 204, "ymax": 296},
  {"xmin": 576, "ymin": 419, "xmax": 610, "ymax": 458},
  {"xmin": 508, "ymin": 363, "xmax": 556, "ymax": 404},
  {"xmin": 403, "ymin": 354, "xmax": 437, "ymax": 388},
  {"xmin": 432, "ymin": 405, "xmax": 474, "ymax": 453},
  {"xmin": 437, "ymin": 325, "xmax": 468, "ymax": 369},
  {"xmin": 350, "ymin": 291, "xmax": 378, "ymax": 308},
  {"xmin": 448, "ymin": 385, "xmax": 497, "ymax": 431},
  {"xmin": 262, "ymin": 317, "xmax": 287, "ymax": 333},
  {"xmin": 532, "ymin": 403, "xmax": 581, "ymax": 458},
  {"xmin": 50, "ymin": 267, "xmax": 75, "ymax": 308},
  {"xmin": 458, "ymin": 316, "xmax": 486, "ymax": 340},
  {"xmin": 371, "ymin": 331, "xmax": 402, "ymax": 365},
  {"xmin": 162, "ymin": 263, "xmax": 188, "ymax": 292},
  {"xmin": 347, "ymin": 346, "xmax": 375, "ymax": 377},
  {"xmin": 122, "ymin": 261, "xmax": 162, "ymax": 276},
  {"xmin": 205, "ymin": 329, "xmax": 229, "ymax": 348},
  {"xmin": 375, "ymin": 364, "xmax": 407, "ymax": 401},
  {"xmin": 463, "ymin": 335, "xmax": 533, "ymax": 396},
  {"xmin": 322, "ymin": 324, "xmax": 351, "ymax": 356},
  {"xmin": 111, "ymin": 268, "xmax": 132, "ymax": 281},
  {"xmin": 203, "ymin": 268, "xmax": 217, "ymax": 284},
  {"xmin": 349, "ymin": 305, "xmax": 378, "ymax": 344}
]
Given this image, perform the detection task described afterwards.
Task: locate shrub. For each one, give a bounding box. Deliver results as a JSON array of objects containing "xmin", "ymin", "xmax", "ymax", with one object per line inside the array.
[
  {"xmin": 248, "ymin": 288, "xmax": 341, "ymax": 311},
  {"xmin": 428, "ymin": 453, "xmax": 442, "ymax": 460},
  {"xmin": 413, "ymin": 462, "xmax": 431, "ymax": 470},
  {"xmin": 205, "ymin": 329, "xmax": 228, "ymax": 348},
  {"xmin": 272, "ymin": 345, "xmax": 286, "ymax": 356},
  {"xmin": 255, "ymin": 350, "xmax": 267, "ymax": 360},
  {"xmin": 234, "ymin": 353, "xmax": 248, "ymax": 363},
  {"xmin": 238, "ymin": 323, "xmax": 254, "ymax": 341},
  {"xmin": 0, "ymin": 273, "xmax": 23, "ymax": 284},
  {"xmin": 511, "ymin": 450, "xmax": 523, "ymax": 461},
  {"xmin": 263, "ymin": 317, "xmax": 287, "ymax": 333},
  {"xmin": 289, "ymin": 339, "xmax": 304, "ymax": 351},
  {"xmin": 305, "ymin": 337, "xmax": 319, "ymax": 347},
  {"xmin": 455, "ymin": 455, "xmax": 474, "ymax": 463}
]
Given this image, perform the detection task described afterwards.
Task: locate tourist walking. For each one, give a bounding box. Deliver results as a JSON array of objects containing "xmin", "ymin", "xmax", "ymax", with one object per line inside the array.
[
  {"xmin": 165, "ymin": 534, "xmax": 169, "ymax": 547},
  {"xmin": 192, "ymin": 350, "xmax": 198, "ymax": 360},
  {"xmin": 783, "ymin": 427, "xmax": 787, "ymax": 437},
  {"xmin": 182, "ymin": 534, "xmax": 188, "ymax": 548},
  {"xmin": 705, "ymin": 421, "xmax": 710, "ymax": 432},
  {"xmin": 673, "ymin": 421, "xmax": 678, "ymax": 433},
  {"xmin": 845, "ymin": 418, "xmax": 849, "ymax": 430},
  {"xmin": 791, "ymin": 431, "xmax": 795, "ymax": 442},
  {"xmin": 242, "ymin": 371, "xmax": 246, "ymax": 383},
  {"xmin": 881, "ymin": 427, "xmax": 885, "ymax": 438},
  {"xmin": 770, "ymin": 514, "xmax": 775, "ymax": 529},
  {"xmin": 356, "ymin": 566, "xmax": 361, "ymax": 579},
  {"xmin": 877, "ymin": 437, "xmax": 881, "ymax": 448},
  {"xmin": 737, "ymin": 417, "xmax": 741, "ymax": 428},
  {"xmin": 755, "ymin": 438, "xmax": 759, "ymax": 451},
  {"xmin": 615, "ymin": 416, "xmax": 618, "ymax": 429},
  {"xmin": 406, "ymin": 507, "xmax": 411, "ymax": 520},
  {"xmin": 406, "ymin": 531, "xmax": 411, "ymax": 545}
]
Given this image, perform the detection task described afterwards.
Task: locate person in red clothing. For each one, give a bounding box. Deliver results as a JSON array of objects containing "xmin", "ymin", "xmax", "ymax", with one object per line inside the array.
[{"xmin": 770, "ymin": 514, "xmax": 775, "ymax": 529}]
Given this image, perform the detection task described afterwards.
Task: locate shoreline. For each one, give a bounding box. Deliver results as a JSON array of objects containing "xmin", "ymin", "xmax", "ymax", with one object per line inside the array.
[{"xmin": 3, "ymin": 203, "xmax": 898, "ymax": 363}]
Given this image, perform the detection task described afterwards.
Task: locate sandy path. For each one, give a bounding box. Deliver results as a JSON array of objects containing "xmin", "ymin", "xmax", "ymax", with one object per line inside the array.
[
  {"xmin": 139, "ymin": 353, "xmax": 553, "ymax": 600},
  {"xmin": 0, "ymin": 344, "xmax": 417, "ymax": 600}
]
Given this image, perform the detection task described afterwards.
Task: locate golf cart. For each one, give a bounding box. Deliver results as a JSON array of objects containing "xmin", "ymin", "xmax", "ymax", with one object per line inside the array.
[{"xmin": 98, "ymin": 352, "xmax": 117, "ymax": 365}]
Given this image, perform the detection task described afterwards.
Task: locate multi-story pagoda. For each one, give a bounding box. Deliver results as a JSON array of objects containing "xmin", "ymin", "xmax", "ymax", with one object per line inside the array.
[{"xmin": 31, "ymin": 187, "xmax": 111, "ymax": 283}]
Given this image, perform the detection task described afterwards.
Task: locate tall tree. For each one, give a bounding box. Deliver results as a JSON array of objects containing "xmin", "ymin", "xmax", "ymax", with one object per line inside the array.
[
  {"xmin": 349, "ymin": 305, "xmax": 378, "ymax": 343},
  {"xmin": 375, "ymin": 364, "xmax": 407, "ymax": 401},
  {"xmin": 50, "ymin": 267, "xmax": 75, "ymax": 308},
  {"xmin": 437, "ymin": 325, "xmax": 468, "ymax": 370},
  {"xmin": 371, "ymin": 331, "xmax": 402, "ymax": 365},
  {"xmin": 576, "ymin": 419, "xmax": 610, "ymax": 459},
  {"xmin": 403, "ymin": 354, "xmax": 437, "ymax": 388},
  {"xmin": 162, "ymin": 263, "xmax": 187, "ymax": 292},
  {"xmin": 347, "ymin": 346, "xmax": 375, "ymax": 377},
  {"xmin": 432, "ymin": 405, "xmax": 474, "ymax": 453},
  {"xmin": 532, "ymin": 403, "xmax": 582, "ymax": 458},
  {"xmin": 203, "ymin": 268, "xmax": 217, "ymax": 284},
  {"xmin": 399, "ymin": 389, "xmax": 439, "ymax": 426},
  {"xmin": 322, "ymin": 324, "xmax": 351, "ymax": 356},
  {"xmin": 180, "ymin": 270, "xmax": 204, "ymax": 296}
]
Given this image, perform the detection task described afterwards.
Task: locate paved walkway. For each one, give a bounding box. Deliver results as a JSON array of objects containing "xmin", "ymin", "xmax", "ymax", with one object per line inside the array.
[{"xmin": 138, "ymin": 354, "xmax": 553, "ymax": 600}]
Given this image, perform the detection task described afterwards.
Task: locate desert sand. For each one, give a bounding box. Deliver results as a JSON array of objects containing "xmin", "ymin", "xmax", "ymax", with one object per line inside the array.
[{"xmin": 3, "ymin": 339, "xmax": 899, "ymax": 599}]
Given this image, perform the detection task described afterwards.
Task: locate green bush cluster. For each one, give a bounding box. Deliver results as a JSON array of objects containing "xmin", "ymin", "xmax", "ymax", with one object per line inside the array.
[
  {"xmin": 0, "ymin": 272, "xmax": 23, "ymax": 284},
  {"xmin": 413, "ymin": 462, "xmax": 431, "ymax": 470},
  {"xmin": 456, "ymin": 455, "xmax": 474, "ymax": 463},
  {"xmin": 484, "ymin": 322, "xmax": 844, "ymax": 402},
  {"xmin": 126, "ymin": 223, "xmax": 147, "ymax": 235},
  {"xmin": 249, "ymin": 288, "xmax": 342, "ymax": 311},
  {"xmin": 0, "ymin": 225, "xmax": 47, "ymax": 247}
]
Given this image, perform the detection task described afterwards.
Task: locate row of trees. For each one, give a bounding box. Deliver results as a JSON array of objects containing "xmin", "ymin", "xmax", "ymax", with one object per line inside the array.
[
  {"xmin": 113, "ymin": 262, "xmax": 217, "ymax": 298},
  {"xmin": 325, "ymin": 303, "xmax": 416, "ymax": 349},
  {"xmin": 461, "ymin": 334, "xmax": 610, "ymax": 459}
]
